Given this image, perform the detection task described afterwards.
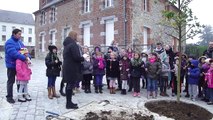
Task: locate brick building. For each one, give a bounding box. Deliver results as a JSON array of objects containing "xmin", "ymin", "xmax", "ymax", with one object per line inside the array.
[{"xmin": 34, "ymin": 0, "xmax": 180, "ymax": 58}]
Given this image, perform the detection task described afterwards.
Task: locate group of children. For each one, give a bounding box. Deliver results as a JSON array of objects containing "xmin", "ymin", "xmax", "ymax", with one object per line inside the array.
[{"xmin": 79, "ymin": 45, "xmax": 213, "ymax": 105}]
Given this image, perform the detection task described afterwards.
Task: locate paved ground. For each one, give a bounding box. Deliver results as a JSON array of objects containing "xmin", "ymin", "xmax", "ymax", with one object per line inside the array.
[{"xmin": 0, "ymin": 59, "xmax": 213, "ymax": 120}]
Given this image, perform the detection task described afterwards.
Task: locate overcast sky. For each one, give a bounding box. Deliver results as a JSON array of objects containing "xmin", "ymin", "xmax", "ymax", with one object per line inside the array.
[{"xmin": 0, "ymin": 0, "xmax": 212, "ymax": 43}]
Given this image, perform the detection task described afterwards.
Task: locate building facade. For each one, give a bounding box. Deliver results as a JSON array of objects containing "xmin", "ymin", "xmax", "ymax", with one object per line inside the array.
[
  {"xmin": 34, "ymin": 0, "xmax": 180, "ymax": 58},
  {"xmin": 0, "ymin": 10, "xmax": 35, "ymax": 56}
]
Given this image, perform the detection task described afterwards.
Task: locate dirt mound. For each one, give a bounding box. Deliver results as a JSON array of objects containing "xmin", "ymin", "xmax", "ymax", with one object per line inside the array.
[
  {"xmin": 145, "ymin": 100, "xmax": 213, "ymax": 120},
  {"xmin": 83, "ymin": 110, "xmax": 154, "ymax": 120}
]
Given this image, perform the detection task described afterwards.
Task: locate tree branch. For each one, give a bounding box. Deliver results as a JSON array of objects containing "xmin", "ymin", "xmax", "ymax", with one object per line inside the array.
[{"xmin": 181, "ymin": 25, "xmax": 194, "ymax": 39}]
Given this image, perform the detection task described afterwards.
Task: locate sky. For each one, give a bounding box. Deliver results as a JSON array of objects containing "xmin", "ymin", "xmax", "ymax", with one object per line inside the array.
[{"xmin": 0, "ymin": 0, "xmax": 212, "ymax": 43}]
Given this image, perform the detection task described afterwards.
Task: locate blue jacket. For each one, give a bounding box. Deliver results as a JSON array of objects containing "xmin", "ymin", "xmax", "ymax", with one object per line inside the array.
[
  {"xmin": 5, "ymin": 36, "xmax": 26, "ymax": 68},
  {"xmin": 188, "ymin": 60, "xmax": 200, "ymax": 85}
]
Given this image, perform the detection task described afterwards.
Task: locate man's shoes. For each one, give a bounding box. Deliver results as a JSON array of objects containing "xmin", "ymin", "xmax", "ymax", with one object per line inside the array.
[
  {"xmin": 207, "ymin": 101, "xmax": 213, "ymax": 105},
  {"xmin": 66, "ymin": 102, "xmax": 78, "ymax": 109},
  {"xmin": 7, "ymin": 98, "xmax": 15, "ymax": 104}
]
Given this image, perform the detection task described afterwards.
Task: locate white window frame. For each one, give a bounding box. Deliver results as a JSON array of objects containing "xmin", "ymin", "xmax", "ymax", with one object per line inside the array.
[
  {"xmin": 84, "ymin": 0, "xmax": 90, "ymax": 13},
  {"xmin": 143, "ymin": 27, "xmax": 148, "ymax": 51},
  {"xmin": 83, "ymin": 24, "xmax": 91, "ymax": 46},
  {"xmin": 105, "ymin": 19, "xmax": 114, "ymax": 46},
  {"xmin": 28, "ymin": 28, "xmax": 32, "ymax": 34},
  {"xmin": 50, "ymin": 30, "xmax": 56, "ymax": 45},
  {"xmin": 28, "ymin": 37, "xmax": 32, "ymax": 43},
  {"xmin": 41, "ymin": 11, "xmax": 46, "ymax": 25},
  {"xmin": 105, "ymin": 0, "xmax": 113, "ymax": 8},
  {"xmin": 50, "ymin": 7, "xmax": 56, "ymax": 22},
  {"xmin": 2, "ymin": 25, "xmax": 6, "ymax": 32},
  {"xmin": 21, "ymin": 27, "xmax": 24, "ymax": 33}
]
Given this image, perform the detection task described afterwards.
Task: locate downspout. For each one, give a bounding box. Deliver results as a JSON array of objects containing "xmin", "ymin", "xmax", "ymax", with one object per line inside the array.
[{"xmin": 123, "ymin": 0, "xmax": 127, "ymax": 48}]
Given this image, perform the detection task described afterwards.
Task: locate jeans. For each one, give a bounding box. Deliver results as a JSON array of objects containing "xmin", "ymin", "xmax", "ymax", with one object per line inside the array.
[
  {"xmin": 147, "ymin": 77, "xmax": 158, "ymax": 92},
  {"xmin": 208, "ymin": 88, "xmax": 213, "ymax": 102},
  {"xmin": 95, "ymin": 75, "xmax": 103, "ymax": 86},
  {"xmin": 18, "ymin": 82, "xmax": 28, "ymax": 95},
  {"xmin": 48, "ymin": 76, "xmax": 56, "ymax": 87},
  {"xmin": 6, "ymin": 68, "xmax": 16, "ymax": 99}
]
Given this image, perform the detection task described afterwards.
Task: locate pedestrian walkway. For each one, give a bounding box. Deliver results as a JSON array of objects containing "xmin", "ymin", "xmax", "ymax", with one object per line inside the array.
[{"xmin": 0, "ymin": 59, "xmax": 212, "ymax": 120}]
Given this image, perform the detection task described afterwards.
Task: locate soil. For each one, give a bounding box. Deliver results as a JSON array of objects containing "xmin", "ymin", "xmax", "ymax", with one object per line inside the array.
[
  {"xmin": 145, "ymin": 100, "xmax": 213, "ymax": 120},
  {"xmin": 83, "ymin": 110, "xmax": 154, "ymax": 120}
]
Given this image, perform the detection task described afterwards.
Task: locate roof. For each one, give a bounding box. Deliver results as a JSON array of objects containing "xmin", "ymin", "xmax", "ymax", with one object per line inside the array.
[
  {"xmin": 34, "ymin": 0, "xmax": 63, "ymax": 14},
  {"xmin": 0, "ymin": 9, "xmax": 34, "ymax": 25}
]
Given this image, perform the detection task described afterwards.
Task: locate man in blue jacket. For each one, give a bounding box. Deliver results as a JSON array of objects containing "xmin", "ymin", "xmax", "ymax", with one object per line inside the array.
[{"xmin": 5, "ymin": 29, "xmax": 26, "ymax": 103}]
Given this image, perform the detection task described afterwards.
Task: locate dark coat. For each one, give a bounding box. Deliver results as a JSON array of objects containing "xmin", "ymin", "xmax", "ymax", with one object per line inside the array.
[
  {"xmin": 45, "ymin": 52, "xmax": 62, "ymax": 77},
  {"xmin": 146, "ymin": 61, "xmax": 162, "ymax": 80},
  {"xmin": 130, "ymin": 59, "xmax": 144, "ymax": 78},
  {"xmin": 62, "ymin": 37, "xmax": 84, "ymax": 84},
  {"xmin": 120, "ymin": 59, "xmax": 130, "ymax": 80},
  {"xmin": 106, "ymin": 59, "xmax": 120, "ymax": 78}
]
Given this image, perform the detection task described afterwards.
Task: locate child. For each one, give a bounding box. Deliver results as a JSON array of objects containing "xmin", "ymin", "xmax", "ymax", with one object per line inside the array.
[
  {"xmin": 198, "ymin": 56, "xmax": 207, "ymax": 98},
  {"xmin": 16, "ymin": 48, "xmax": 32, "ymax": 102},
  {"xmin": 172, "ymin": 57, "xmax": 179, "ymax": 96},
  {"xmin": 201, "ymin": 58, "xmax": 211, "ymax": 102},
  {"xmin": 130, "ymin": 52, "xmax": 144, "ymax": 97},
  {"xmin": 146, "ymin": 52, "xmax": 162, "ymax": 99},
  {"xmin": 106, "ymin": 52, "xmax": 120, "ymax": 94},
  {"xmin": 83, "ymin": 54, "xmax": 93, "ymax": 93},
  {"xmin": 105, "ymin": 47, "xmax": 114, "ymax": 89},
  {"xmin": 160, "ymin": 58, "xmax": 170, "ymax": 96},
  {"xmin": 205, "ymin": 59, "xmax": 213, "ymax": 105},
  {"xmin": 119, "ymin": 54, "xmax": 130, "ymax": 95},
  {"xmin": 187, "ymin": 60, "xmax": 200, "ymax": 101},
  {"xmin": 141, "ymin": 52, "xmax": 148, "ymax": 89},
  {"xmin": 93, "ymin": 52, "xmax": 105, "ymax": 93}
]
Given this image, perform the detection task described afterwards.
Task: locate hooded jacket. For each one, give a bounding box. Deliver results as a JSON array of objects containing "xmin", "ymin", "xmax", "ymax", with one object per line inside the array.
[{"xmin": 188, "ymin": 60, "xmax": 200, "ymax": 85}]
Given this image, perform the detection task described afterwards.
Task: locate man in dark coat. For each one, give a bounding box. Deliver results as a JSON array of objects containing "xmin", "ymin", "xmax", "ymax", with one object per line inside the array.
[
  {"xmin": 203, "ymin": 42, "xmax": 213, "ymax": 58},
  {"xmin": 63, "ymin": 31, "xmax": 84, "ymax": 109}
]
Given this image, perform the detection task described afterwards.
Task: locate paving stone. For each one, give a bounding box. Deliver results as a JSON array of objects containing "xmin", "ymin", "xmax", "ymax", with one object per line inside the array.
[{"xmin": 25, "ymin": 115, "xmax": 35, "ymax": 120}]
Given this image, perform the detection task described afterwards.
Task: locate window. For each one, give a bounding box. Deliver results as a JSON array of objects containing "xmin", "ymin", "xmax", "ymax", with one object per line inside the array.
[
  {"xmin": 105, "ymin": 0, "xmax": 113, "ymax": 8},
  {"xmin": 40, "ymin": 11, "xmax": 46, "ymax": 25},
  {"xmin": 2, "ymin": 25, "xmax": 6, "ymax": 32},
  {"xmin": 21, "ymin": 37, "xmax": 24, "ymax": 42},
  {"xmin": 143, "ymin": 0, "xmax": 149, "ymax": 12},
  {"xmin": 105, "ymin": 19, "xmax": 114, "ymax": 46},
  {"xmin": 63, "ymin": 27, "xmax": 70, "ymax": 40},
  {"xmin": 83, "ymin": 24, "xmax": 90, "ymax": 46},
  {"xmin": 84, "ymin": 0, "xmax": 90, "ymax": 13},
  {"xmin": 28, "ymin": 37, "xmax": 32, "ymax": 43},
  {"xmin": 50, "ymin": 7, "xmax": 56, "ymax": 22},
  {"xmin": 143, "ymin": 27, "xmax": 150, "ymax": 51},
  {"xmin": 39, "ymin": 34, "xmax": 45, "ymax": 52},
  {"xmin": 2, "ymin": 35, "xmax": 6, "ymax": 41},
  {"xmin": 12, "ymin": 26, "xmax": 16, "ymax": 30},
  {"xmin": 50, "ymin": 31, "xmax": 56, "ymax": 45},
  {"xmin": 21, "ymin": 27, "xmax": 24, "ymax": 33},
  {"xmin": 29, "ymin": 28, "xmax": 32, "ymax": 34}
]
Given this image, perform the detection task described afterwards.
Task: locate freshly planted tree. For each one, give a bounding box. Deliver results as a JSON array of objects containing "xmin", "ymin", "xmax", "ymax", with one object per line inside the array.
[{"xmin": 161, "ymin": 0, "xmax": 204, "ymax": 101}]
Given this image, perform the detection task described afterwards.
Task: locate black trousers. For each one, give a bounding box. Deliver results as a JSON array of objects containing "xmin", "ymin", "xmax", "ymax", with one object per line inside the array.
[
  {"xmin": 66, "ymin": 83, "xmax": 75, "ymax": 105},
  {"xmin": 6, "ymin": 68, "xmax": 16, "ymax": 99},
  {"xmin": 160, "ymin": 76, "xmax": 168, "ymax": 93},
  {"xmin": 132, "ymin": 77, "xmax": 140, "ymax": 93}
]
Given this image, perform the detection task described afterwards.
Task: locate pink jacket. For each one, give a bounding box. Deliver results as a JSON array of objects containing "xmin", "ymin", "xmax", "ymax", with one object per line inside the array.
[
  {"xmin": 205, "ymin": 67, "xmax": 213, "ymax": 88},
  {"xmin": 16, "ymin": 59, "xmax": 32, "ymax": 81}
]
